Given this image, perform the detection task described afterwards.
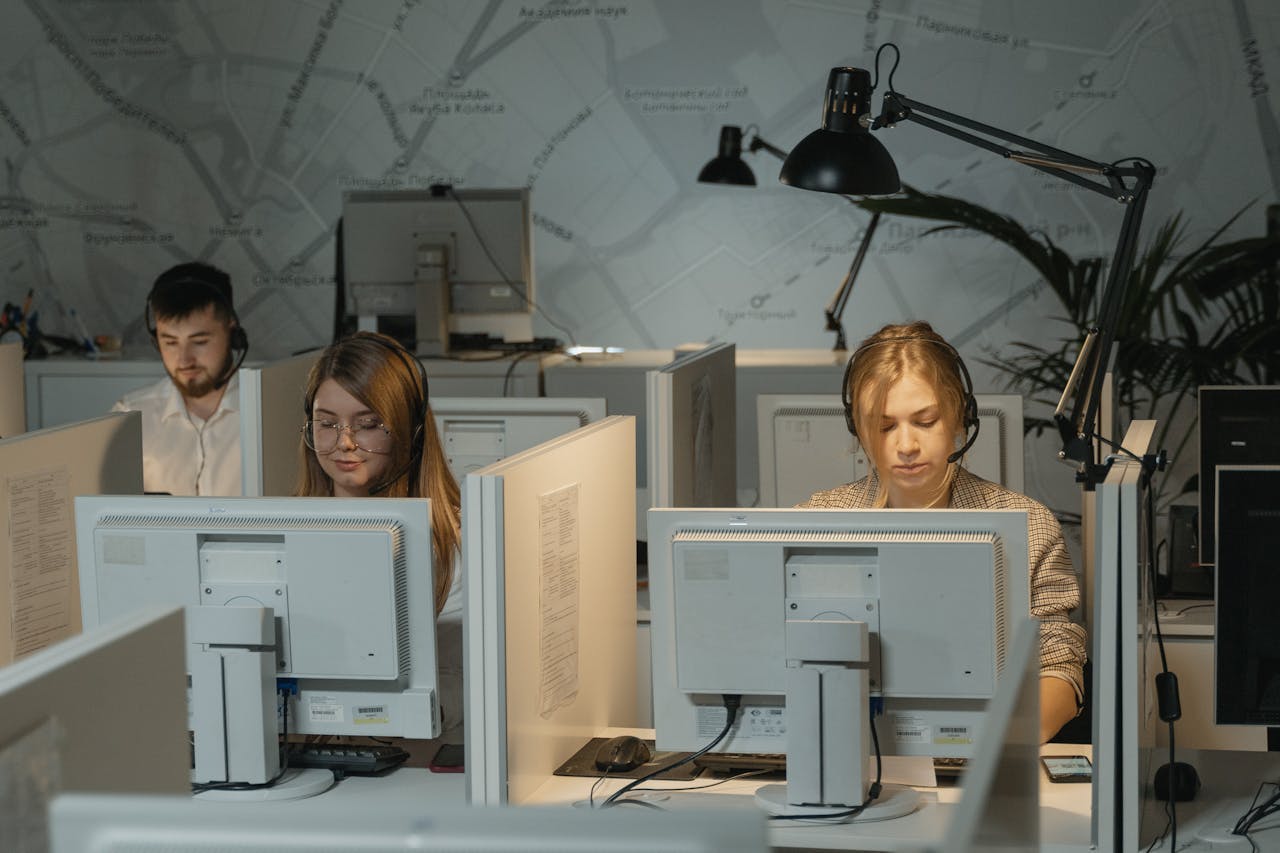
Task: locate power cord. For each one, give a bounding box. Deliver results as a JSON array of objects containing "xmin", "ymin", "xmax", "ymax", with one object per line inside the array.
[
  {"xmin": 601, "ymin": 694, "xmax": 742, "ymax": 807},
  {"xmin": 445, "ymin": 187, "xmax": 577, "ymax": 347}
]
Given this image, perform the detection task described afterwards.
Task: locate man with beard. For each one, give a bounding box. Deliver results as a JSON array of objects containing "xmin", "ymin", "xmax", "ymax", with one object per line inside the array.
[{"xmin": 112, "ymin": 262, "xmax": 248, "ymax": 495}]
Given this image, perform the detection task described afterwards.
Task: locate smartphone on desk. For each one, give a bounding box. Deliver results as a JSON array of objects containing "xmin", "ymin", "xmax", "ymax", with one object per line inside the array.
[
  {"xmin": 429, "ymin": 743, "xmax": 465, "ymax": 773},
  {"xmin": 1041, "ymin": 755, "xmax": 1092, "ymax": 783}
]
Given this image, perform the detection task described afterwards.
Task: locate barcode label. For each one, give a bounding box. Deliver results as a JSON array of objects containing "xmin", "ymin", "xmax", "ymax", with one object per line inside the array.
[{"xmin": 308, "ymin": 697, "xmax": 345, "ymax": 724}]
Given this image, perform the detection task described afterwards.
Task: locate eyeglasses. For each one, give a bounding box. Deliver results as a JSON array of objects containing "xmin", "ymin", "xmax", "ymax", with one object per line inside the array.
[{"xmin": 302, "ymin": 417, "xmax": 394, "ymax": 455}]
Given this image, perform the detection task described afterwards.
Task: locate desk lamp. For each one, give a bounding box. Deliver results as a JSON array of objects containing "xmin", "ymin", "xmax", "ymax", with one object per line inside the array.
[
  {"xmin": 698, "ymin": 125, "xmax": 882, "ymax": 351},
  {"xmin": 778, "ymin": 45, "xmax": 1156, "ymax": 478}
]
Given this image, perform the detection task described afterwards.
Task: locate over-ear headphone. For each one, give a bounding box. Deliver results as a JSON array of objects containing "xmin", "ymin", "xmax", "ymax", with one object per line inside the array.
[
  {"xmin": 145, "ymin": 265, "xmax": 249, "ymax": 389},
  {"xmin": 840, "ymin": 336, "xmax": 980, "ymax": 465}
]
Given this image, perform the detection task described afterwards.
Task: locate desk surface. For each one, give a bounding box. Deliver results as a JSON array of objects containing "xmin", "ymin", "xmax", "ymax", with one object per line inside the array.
[
  {"xmin": 521, "ymin": 730, "xmax": 1093, "ymax": 852},
  {"xmin": 1154, "ymin": 598, "xmax": 1215, "ymax": 638}
]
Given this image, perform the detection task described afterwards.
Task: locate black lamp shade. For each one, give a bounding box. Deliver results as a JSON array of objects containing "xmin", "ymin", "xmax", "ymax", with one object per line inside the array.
[
  {"xmin": 779, "ymin": 67, "xmax": 901, "ymax": 195},
  {"xmin": 698, "ymin": 125, "xmax": 757, "ymax": 186}
]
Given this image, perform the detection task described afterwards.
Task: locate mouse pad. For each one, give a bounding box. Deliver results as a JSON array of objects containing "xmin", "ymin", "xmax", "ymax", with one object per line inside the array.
[{"xmin": 553, "ymin": 737, "xmax": 700, "ymax": 780}]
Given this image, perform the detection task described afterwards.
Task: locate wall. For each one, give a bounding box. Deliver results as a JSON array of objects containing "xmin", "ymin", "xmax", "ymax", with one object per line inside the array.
[{"xmin": 0, "ymin": 0, "xmax": 1277, "ymax": 515}]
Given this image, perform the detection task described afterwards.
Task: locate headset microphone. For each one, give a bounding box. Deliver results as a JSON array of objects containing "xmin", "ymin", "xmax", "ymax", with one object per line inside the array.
[{"xmin": 146, "ymin": 266, "xmax": 249, "ymax": 391}]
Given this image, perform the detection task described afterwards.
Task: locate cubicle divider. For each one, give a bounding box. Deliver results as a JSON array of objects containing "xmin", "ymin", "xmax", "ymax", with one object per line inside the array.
[
  {"xmin": 0, "ymin": 412, "xmax": 143, "ymax": 665},
  {"xmin": 238, "ymin": 352, "xmax": 320, "ymax": 496},
  {"xmin": 464, "ymin": 416, "xmax": 637, "ymax": 805},
  {"xmin": 0, "ymin": 340, "xmax": 24, "ymax": 438}
]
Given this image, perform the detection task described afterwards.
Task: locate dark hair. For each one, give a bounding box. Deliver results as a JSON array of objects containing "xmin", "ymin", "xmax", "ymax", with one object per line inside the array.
[{"xmin": 148, "ymin": 262, "xmax": 234, "ymax": 324}]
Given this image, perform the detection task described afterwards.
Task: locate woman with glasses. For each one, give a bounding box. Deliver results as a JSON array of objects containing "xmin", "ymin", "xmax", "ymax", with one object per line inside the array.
[
  {"xmin": 297, "ymin": 331, "xmax": 464, "ymax": 748},
  {"xmin": 297, "ymin": 331, "xmax": 461, "ymax": 615}
]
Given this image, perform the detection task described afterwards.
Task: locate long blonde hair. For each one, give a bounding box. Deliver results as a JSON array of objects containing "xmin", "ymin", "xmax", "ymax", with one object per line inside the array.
[
  {"xmin": 296, "ymin": 332, "xmax": 460, "ymax": 614},
  {"xmin": 844, "ymin": 321, "xmax": 969, "ymax": 507}
]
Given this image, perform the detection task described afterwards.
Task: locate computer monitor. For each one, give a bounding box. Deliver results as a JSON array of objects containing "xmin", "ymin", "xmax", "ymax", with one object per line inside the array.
[
  {"xmin": 74, "ymin": 496, "xmax": 440, "ymax": 790},
  {"xmin": 1, "ymin": 606, "xmax": 188, "ymax": 853},
  {"xmin": 50, "ymin": 796, "xmax": 769, "ymax": 853},
  {"xmin": 432, "ymin": 396, "xmax": 607, "ymax": 479},
  {"xmin": 0, "ymin": 339, "xmax": 24, "ymax": 438},
  {"xmin": 1214, "ymin": 465, "xmax": 1280, "ymax": 726},
  {"xmin": 649, "ymin": 506, "xmax": 1030, "ymax": 815},
  {"xmin": 756, "ymin": 393, "xmax": 1025, "ymax": 507},
  {"xmin": 646, "ymin": 343, "xmax": 737, "ymax": 512},
  {"xmin": 341, "ymin": 187, "xmax": 535, "ymax": 352},
  {"xmin": 1197, "ymin": 386, "xmax": 1280, "ymax": 566}
]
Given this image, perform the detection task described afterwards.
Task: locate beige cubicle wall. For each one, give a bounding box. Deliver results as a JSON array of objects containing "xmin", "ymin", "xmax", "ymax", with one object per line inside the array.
[
  {"xmin": 238, "ymin": 352, "xmax": 320, "ymax": 496},
  {"xmin": 0, "ymin": 412, "xmax": 143, "ymax": 665},
  {"xmin": 464, "ymin": 416, "xmax": 637, "ymax": 805},
  {"xmin": 0, "ymin": 340, "xmax": 24, "ymax": 438}
]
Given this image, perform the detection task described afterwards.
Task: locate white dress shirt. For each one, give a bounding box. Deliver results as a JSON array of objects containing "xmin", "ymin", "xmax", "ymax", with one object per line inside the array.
[{"xmin": 112, "ymin": 373, "xmax": 242, "ymax": 496}]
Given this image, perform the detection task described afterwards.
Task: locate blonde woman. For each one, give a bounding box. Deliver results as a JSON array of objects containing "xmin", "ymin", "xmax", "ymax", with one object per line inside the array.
[{"xmin": 802, "ymin": 321, "xmax": 1087, "ymax": 742}]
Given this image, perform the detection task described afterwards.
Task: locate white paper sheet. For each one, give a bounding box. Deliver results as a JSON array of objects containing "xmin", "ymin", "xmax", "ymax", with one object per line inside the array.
[
  {"xmin": 537, "ymin": 483, "xmax": 580, "ymax": 717},
  {"xmin": 7, "ymin": 467, "xmax": 73, "ymax": 658}
]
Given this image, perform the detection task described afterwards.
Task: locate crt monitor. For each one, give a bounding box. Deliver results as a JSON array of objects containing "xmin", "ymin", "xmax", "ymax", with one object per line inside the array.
[
  {"xmin": 341, "ymin": 187, "xmax": 534, "ymax": 351},
  {"xmin": 432, "ymin": 396, "xmax": 607, "ymax": 479},
  {"xmin": 756, "ymin": 393, "xmax": 1024, "ymax": 508},
  {"xmin": 649, "ymin": 506, "xmax": 1029, "ymax": 814},
  {"xmin": 74, "ymin": 496, "xmax": 440, "ymax": 785},
  {"xmin": 1197, "ymin": 386, "xmax": 1280, "ymax": 566}
]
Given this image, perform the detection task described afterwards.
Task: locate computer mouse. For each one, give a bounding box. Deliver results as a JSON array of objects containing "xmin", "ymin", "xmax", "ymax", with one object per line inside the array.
[{"xmin": 593, "ymin": 735, "xmax": 652, "ymax": 773}]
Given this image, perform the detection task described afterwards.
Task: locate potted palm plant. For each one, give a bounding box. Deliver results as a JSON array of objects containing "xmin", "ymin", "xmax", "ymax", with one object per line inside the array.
[{"xmin": 855, "ymin": 187, "xmax": 1280, "ymax": 501}]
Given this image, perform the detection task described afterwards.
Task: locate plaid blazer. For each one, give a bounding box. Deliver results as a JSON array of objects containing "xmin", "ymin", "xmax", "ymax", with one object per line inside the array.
[{"xmin": 800, "ymin": 466, "xmax": 1087, "ymax": 702}]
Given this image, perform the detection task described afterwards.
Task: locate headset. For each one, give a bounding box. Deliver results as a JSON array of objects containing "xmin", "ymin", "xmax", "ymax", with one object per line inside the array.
[
  {"xmin": 840, "ymin": 335, "xmax": 980, "ymax": 465},
  {"xmin": 146, "ymin": 264, "xmax": 249, "ymax": 389},
  {"xmin": 304, "ymin": 332, "xmax": 431, "ymax": 496}
]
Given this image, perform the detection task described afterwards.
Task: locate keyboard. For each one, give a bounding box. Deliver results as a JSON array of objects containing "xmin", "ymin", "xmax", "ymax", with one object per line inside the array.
[
  {"xmin": 286, "ymin": 743, "xmax": 410, "ymax": 777},
  {"xmin": 691, "ymin": 752, "xmax": 969, "ymax": 779},
  {"xmin": 932, "ymin": 756, "xmax": 968, "ymax": 778},
  {"xmin": 692, "ymin": 752, "xmax": 786, "ymax": 774}
]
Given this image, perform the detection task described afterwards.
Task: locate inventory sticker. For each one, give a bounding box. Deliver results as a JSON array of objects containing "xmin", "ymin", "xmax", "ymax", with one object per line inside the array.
[
  {"xmin": 934, "ymin": 724, "xmax": 974, "ymax": 746},
  {"xmin": 307, "ymin": 696, "xmax": 345, "ymax": 724},
  {"xmin": 890, "ymin": 713, "xmax": 929, "ymax": 744},
  {"xmin": 353, "ymin": 704, "xmax": 390, "ymax": 725}
]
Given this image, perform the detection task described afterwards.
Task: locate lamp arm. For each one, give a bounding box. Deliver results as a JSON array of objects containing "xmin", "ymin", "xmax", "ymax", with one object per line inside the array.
[
  {"xmin": 748, "ymin": 136, "xmax": 790, "ymax": 161},
  {"xmin": 875, "ymin": 91, "xmax": 1156, "ymax": 478},
  {"xmin": 1056, "ymin": 179, "xmax": 1152, "ymax": 470},
  {"xmin": 880, "ymin": 94, "xmax": 1149, "ymax": 203},
  {"xmin": 824, "ymin": 211, "xmax": 883, "ymax": 352}
]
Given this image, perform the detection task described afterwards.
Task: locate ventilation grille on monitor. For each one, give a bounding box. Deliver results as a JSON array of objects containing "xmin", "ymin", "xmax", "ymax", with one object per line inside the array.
[{"xmin": 976, "ymin": 406, "xmax": 1010, "ymax": 484}]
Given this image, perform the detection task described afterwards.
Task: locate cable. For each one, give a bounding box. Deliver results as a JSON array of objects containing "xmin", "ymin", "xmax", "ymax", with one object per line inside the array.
[
  {"xmin": 446, "ymin": 188, "xmax": 577, "ymax": 347},
  {"xmin": 768, "ymin": 705, "xmax": 884, "ymax": 823},
  {"xmin": 601, "ymin": 694, "xmax": 741, "ymax": 807}
]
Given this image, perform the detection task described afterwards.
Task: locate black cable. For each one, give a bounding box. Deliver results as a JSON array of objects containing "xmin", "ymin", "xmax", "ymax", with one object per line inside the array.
[
  {"xmin": 1144, "ymin": 469, "xmax": 1181, "ymax": 850},
  {"xmin": 872, "ymin": 43, "xmax": 901, "ymax": 93},
  {"xmin": 768, "ymin": 705, "xmax": 884, "ymax": 823},
  {"xmin": 601, "ymin": 694, "xmax": 741, "ymax": 807},
  {"xmin": 446, "ymin": 188, "xmax": 577, "ymax": 347}
]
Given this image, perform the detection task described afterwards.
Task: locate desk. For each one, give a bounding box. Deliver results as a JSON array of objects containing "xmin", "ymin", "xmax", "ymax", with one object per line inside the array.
[
  {"xmin": 1150, "ymin": 748, "xmax": 1280, "ymax": 850},
  {"xmin": 521, "ymin": 729, "xmax": 1093, "ymax": 852},
  {"xmin": 274, "ymin": 766, "xmax": 465, "ymax": 811}
]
